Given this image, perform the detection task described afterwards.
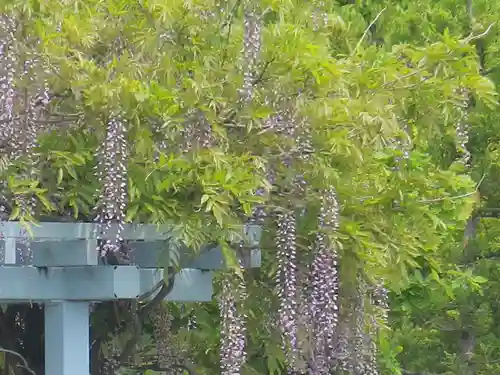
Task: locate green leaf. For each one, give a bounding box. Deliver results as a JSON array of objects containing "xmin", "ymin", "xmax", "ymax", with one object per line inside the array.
[
  {"xmin": 220, "ymin": 241, "xmax": 243, "ymax": 278},
  {"xmin": 57, "ymin": 168, "xmax": 64, "ymax": 185}
]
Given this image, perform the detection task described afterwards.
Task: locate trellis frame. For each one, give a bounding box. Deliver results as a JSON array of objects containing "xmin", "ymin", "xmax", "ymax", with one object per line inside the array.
[{"xmin": 0, "ymin": 221, "xmax": 261, "ymax": 375}]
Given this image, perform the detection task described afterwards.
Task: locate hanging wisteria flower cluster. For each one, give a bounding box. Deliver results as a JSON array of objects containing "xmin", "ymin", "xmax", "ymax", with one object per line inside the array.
[
  {"xmin": 152, "ymin": 303, "xmax": 179, "ymax": 375},
  {"xmin": 365, "ymin": 281, "xmax": 389, "ymax": 375},
  {"xmin": 0, "ymin": 15, "xmax": 17, "ymax": 156},
  {"xmin": 371, "ymin": 280, "xmax": 389, "ymax": 323},
  {"xmin": 14, "ymin": 54, "xmax": 44, "ymax": 229},
  {"xmin": 0, "ymin": 17, "xmax": 50, "ymax": 161},
  {"xmin": 311, "ymin": 0, "xmax": 328, "ymax": 31},
  {"xmin": 338, "ymin": 276, "xmax": 386, "ymax": 375},
  {"xmin": 219, "ymin": 5, "xmax": 262, "ymax": 372},
  {"xmin": 271, "ymin": 112, "xmax": 312, "ymax": 372},
  {"xmin": 276, "ymin": 211, "xmax": 299, "ymax": 370},
  {"xmin": 0, "ymin": 14, "xmax": 53, "ymax": 263},
  {"xmin": 365, "ymin": 327, "xmax": 380, "ymax": 375},
  {"xmin": 353, "ymin": 278, "xmax": 370, "ymax": 375},
  {"xmin": 0, "ymin": 15, "xmax": 19, "ymax": 256},
  {"xmin": 261, "ymin": 94, "xmax": 322, "ymax": 374},
  {"xmin": 219, "ymin": 274, "xmax": 247, "ymax": 375},
  {"xmin": 94, "ymin": 115, "xmax": 129, "ymax": 257},
  {"xmin": 391, "ymin": 119, "xmax": 411, "ymax": 171},
  {"xmin": 180, "ymin": 109, "xmax": 215, "ymax": 153},
  {"xmin": 455, "ymin": 86, "xmax": 471, "ymax": 166},
  {"xmin": 239, "ymin": 9, "xmax": 261, "ymax": 103},
  {"xmin": 308, "ymin": 188, "xmax": 341, "ymax": 374}
]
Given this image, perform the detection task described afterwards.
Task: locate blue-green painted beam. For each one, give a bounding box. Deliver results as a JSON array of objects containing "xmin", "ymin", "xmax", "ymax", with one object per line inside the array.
[
  {"xmin": 45, "ymin": 301, "xmax": 90, "ymax": 375},
  {"xmin": 0, "ymin": 266, "xmax": 141, "ymax": 300},
  {"xmin": 140, "ymin": 269, "xmax": 213, "ymax": 302},
  {"xmin": 129, "ymin": 241, "xmax": 260, "ymax": 269},
  {"xmin": 0, "ymin": 266, "xmax": 214, "ymax": 302},
  {"xmin": 29, "ymin": 240, "xmax": 261, "ymax": 269},
  {"xmin": 1, "ymin": 221, "xmax": 173, "ymax": 240},
  {"xmin": 2, "ymin": 222, "xmax": 262, "ymax": 269},
  {"xmin": 31, "ymin": 239, "xmax": 98, "ymax": 266},
  {"xmin": 29, "ymin": 241, "xmax": 261, "ymax": 269},
  {"xmin": 3, "ymin": 238, "xmax": 16, "ymax": 264},
  {"xmin": 0, "ymin": 221, "xmax": 260, "ymax": 242},
  {"xmin": 187, "ymin": 246, "xmax": 261, "ymax": 269}
]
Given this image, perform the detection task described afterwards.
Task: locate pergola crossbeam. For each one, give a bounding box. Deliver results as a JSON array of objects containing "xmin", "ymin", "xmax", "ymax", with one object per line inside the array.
[
  {"xmin": 140, "ymin": 269, "xmax": 213, "ymax": 302},
  {"xmin": 0, "ymin": 266, "xmax": 141, "ymax": 300}
]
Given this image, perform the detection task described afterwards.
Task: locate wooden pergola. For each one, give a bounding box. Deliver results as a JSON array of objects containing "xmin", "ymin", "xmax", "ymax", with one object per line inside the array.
[{"xmin": 0, "ymin": 221, "xmax": 261, "ymax": 375}]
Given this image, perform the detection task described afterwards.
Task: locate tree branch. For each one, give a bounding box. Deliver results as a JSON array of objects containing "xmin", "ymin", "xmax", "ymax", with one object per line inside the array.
[
  {"xmin": 131, "ymin": 361, "xmax": 198, "ymax": 375},
  {"xmin": 352, "ymin": 7, "xmax": 386, "ymax": 55},
  {"xmin": 252, "ymin": 58, "xmax": 275, "ymax": 86},
  {"xmin": 0, "ymin": 348, "xmax": 36, "ymax": 375},
  {"xmin": 401, "ymin": 370, "xmax": 440, "ymax": 375},
  {"xmin": 118, "ymin": 270, "xmax": 176, "ymax": 364},
  {"xmin": 461, "ymin": 22, "xmax": 496, "ymax": 44},
  {"xmin": 418, "ymin": 173, "xmax": 485, "ymax": 204},
  {"xmin": 221, "ymin": 0, "xmax": 243, "ymax": 64}
]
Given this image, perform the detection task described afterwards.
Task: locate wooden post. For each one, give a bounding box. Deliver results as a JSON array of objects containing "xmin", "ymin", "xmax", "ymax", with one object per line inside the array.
[
  {"xmin": 45, "ymin": 301, "xmax": 90, "ymax": 375},
  {"xmin": 4, "ymin": 238, "xmax": 15, "ymax": 264}
]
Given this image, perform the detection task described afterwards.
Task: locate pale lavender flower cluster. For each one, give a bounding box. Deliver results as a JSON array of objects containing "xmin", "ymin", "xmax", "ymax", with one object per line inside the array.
[
  {"xmin": 364, "ymin": 281, "xmax": 389, "ymax": 375},
  {"xmin": 308, "ymin": 188, "xmax": 340, "ymax": 373},
  {"xmin": 371, "ymin": 281, "xmax": 389, "ymax": 322},
  {"xmin": 352, "ymin": 279, "xmax": 368, "ymax": 375},
  {"xmin": 365, "ymin": 338, "xmax": 380, "ymax": 375},
  {"xmin": 219, "ymin": 7, "xmax": 262, "ymax": 373},
  {"xmin": 3, "ymin": 33, "xmax": 51, "ymax": 160},
  {"xmin": 339, "ymin": 276, "xmax": 384, "ymax": 375},
  {"xmin": 94, "ymin": 116, "xmax": 128, "ymax": 257},
  {"xmin": 455, "ymin": 87, "xmax": 471, "ymax": 166},
  {"xmin": 0, "ymin": 16, "xmax": 20, "ymax": 234},
  {"xmin": 0, "ymin": 15, "xmax": 17, "ymax": 149},
  {"xmin": 336, "ymin": 326, "xmax": 351, "ymax": 373},
  {"xmin": 152, "ymin": 304, "xmax": 177, "ymax": 374},
  {"xmin": 181, "ymin": 109, "xmax": 214, "ymax": 153},
  {"xmin": 262, "ymin": 108, "xmax": 314, "ymax": 165},
  {"xmin": 0, "ymin": 15, "xmax": 52, "ymax": 263},
  {"xmin": 239, "ymin": 11, "xmax": 261, "ymax": 102},
  {"xmin": 219, "ymin": 276, "xmax": 247, "ymax": 375},
  {"xmin": 276, "ymin": 211, "xmax": 299, "ymax": 369},
  {"xmin": 262, "ymin": 110, "xmax": 297, "ymax": 136},
  {"xmin": 264, "ymin": 100, "xmax": 319, "ymax": 373},
  {"xmin": 365, "ymin": 311, "xmax": 381, "ymax": 375},
  {"xmin": 312, "ymin": 1, "xmax": 328, "ymax": 31},
  {"xmin": 296, "ymin": 124, "xmax": 314, "ymax": 161},
  {"xmin": 249, "ymin": 186, "xmax": 267, "ymax": 225}
]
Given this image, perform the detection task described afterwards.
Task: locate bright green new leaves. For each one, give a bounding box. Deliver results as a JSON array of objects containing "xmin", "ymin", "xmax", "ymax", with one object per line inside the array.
[{"xmin": 0, "ymin": 0, "xmax": 498, "ymax": 374}]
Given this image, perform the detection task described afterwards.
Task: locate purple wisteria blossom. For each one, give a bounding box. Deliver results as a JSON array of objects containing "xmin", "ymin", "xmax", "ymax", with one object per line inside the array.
[{"xmin": 94, "ymin": 115, "xmax": 129, "ymax": 257}]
